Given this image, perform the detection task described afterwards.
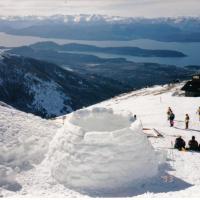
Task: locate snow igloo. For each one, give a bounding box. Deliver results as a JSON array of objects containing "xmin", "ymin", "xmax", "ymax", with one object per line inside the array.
[{"xmin": 48, "ymin": 107, "xmax": 160, "ymax": 193}]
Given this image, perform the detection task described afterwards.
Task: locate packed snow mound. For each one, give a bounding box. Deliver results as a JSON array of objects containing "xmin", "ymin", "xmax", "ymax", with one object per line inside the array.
[
  {"xmin": 0, "ymin": 103, "xmax": 60, "ymax": 189},
  {"xmin": 48, "ymin": 107, "xmax": 161, "ymax": 193}
]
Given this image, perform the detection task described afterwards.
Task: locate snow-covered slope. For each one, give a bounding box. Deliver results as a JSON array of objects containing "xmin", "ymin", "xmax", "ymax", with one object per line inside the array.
[
  {"xmin": 0, "ymin": 102, "xmax": 61, "ymax": 193},
  {"xmin": 1, "ymin": 82, "xmax": 200, "ymax": 197},
  {"xmin": 0, "ymin": 53, "xmax": 128, "ymax": 118}
]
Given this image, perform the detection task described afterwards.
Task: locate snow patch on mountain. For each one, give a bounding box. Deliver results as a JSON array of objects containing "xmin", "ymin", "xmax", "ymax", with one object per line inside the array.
[{"xmin": 25, "ymin": 74, "xmax": 72, "ymax": 117}]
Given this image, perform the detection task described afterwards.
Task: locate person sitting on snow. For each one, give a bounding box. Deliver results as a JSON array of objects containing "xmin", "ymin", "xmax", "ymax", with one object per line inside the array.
[
  {"xmin": 174, "ymin": 136, "xmax": 186, "ymax": 151},
  {"xmin": 188, "ymin": 136, "xmax": 199, "ymax": 151}
]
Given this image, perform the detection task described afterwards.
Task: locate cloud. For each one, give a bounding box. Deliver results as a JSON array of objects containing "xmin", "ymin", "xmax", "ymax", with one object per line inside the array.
[{"xmin": 0, "ymin": 0, "xmax": 199, "ymax": 17}]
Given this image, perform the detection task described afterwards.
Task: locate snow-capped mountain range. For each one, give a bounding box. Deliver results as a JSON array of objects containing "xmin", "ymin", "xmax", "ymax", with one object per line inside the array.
[
  {"xmin": 0, "ymin": 14, "xmax": 200, "ymax": 42},
  {"xmin": 0, "ymin": 14, "xmax": 200, "ymax": 25}
]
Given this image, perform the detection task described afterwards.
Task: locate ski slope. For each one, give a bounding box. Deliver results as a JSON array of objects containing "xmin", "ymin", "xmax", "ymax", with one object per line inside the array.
[{"xmin": 1, "ymin": 83, "xmax": 200, "ymax": 197}]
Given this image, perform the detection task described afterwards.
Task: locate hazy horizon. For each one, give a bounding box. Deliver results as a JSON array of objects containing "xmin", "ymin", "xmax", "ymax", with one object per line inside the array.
[{"xmin": 0, "ymin": 0, "xmax": 200, "ymax": 18}]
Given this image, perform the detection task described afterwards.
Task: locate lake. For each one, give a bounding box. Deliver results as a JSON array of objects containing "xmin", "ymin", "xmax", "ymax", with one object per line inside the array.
[{"xmin": 0, "ymin": 32, "xmax": 200, "ymax": 67}]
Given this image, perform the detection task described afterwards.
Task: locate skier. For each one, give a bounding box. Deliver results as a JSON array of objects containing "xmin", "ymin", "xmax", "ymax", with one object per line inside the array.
[
  {"xmin": 174, "ymin": 136, "xmax": 186, "ymax": 151},
  {"xmin": 188, "ymin": 136, "xmax": 199, "ymax": 151},
  {"xmin": 185, "ymin": 114, "xmax": 190, "ymax": 129},
  {"xmin": 169, "ymin": 112, "xmax": 175, "ymax": 127},
  {"xmin": 133, "ymin": 115, "xmax": 137, "ymax": 121},
  {"xmin": 167, "ymin": 107, "xmax": 172, "ymax": 120},
  {"xmin": 197, "ymin": 107, "xmax": 200, "ymax": 121}
]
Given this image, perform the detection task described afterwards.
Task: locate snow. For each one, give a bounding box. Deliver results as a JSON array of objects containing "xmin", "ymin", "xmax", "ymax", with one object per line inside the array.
[
  {"xmin": 2, "ymin": 15, "xmax": 199, "ymax": 25},
  {"xmin": 47, "ymin": 108, "xmax": 161, "ymax": 194},
  {"xmin": 0, "ymin": 104, "xmax": 60, "ymax": 192},
  {"xmin": 24, "ymin": 74, "xmax": 73, "ymax": 116},
  {"xmin": 1, "ymin": 82, "xmax": 200, "ymax": 197},
  {"xmin": 0, "ymin": 49, "xmax": 5, "ymax": 60}
]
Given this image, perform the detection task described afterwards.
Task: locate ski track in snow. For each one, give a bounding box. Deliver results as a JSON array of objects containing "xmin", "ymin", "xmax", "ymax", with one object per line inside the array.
[{"xmin": 1, "ymin": 83, "xmax": 200, "ymax": 197}]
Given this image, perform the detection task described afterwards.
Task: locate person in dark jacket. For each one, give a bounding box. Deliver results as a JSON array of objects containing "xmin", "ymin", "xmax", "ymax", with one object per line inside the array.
[
  {"xmin": 174, "ymin": 136, "xmax": 186, "ymax": 151},
  {"xmin": 167, "ymin": 107, "xmax": 172, "ymax": 120},
  {"xmin": 169, "ymin": 112, "xmax": 175, "ymax": 127},
  {"xmin": 188, "ymin": 136, "xmax": 198, "ymax": 151}
]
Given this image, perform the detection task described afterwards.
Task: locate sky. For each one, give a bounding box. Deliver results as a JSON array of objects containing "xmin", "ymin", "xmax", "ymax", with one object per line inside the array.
[{"xmin": 0, "ymin": 0, "xmax": 200, "ymax": 18}]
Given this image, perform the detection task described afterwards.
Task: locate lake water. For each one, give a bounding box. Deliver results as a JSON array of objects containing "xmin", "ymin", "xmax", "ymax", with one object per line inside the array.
[{"xmin": 0, "ymin": 32, "xmax": 200, "ymax": 67}]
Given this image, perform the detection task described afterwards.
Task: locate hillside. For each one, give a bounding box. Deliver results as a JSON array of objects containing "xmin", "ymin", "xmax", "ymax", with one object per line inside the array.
[
  {"xmin": 1, "ymin": 83, "xmax": 200, "ymax": 197},
  {"xmin": 0, "ymin": 53, "xmax": 129, "ymax": 118}
]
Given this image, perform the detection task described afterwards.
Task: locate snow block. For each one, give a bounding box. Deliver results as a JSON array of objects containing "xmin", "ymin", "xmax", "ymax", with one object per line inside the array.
[{"xmin": 48, "ymin": 107, "xmax": 160, "ymax": 192}]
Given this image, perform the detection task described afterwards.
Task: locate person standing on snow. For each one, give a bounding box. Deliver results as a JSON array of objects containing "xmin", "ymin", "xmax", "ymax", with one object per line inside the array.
[
  {"xmin": 169, "ymin": 112, "xmax": 175, "ymax": 127},
  {"xmin": 197, "ymin": 107, "xmax": 200, "ymax": 121},
  {"xmin": 185, "ymin": 114, "xmax": 190, "ymax": 129},
  {"xmin": 167, "ymin": 107, "xmax": 172, "ymax": 120}
]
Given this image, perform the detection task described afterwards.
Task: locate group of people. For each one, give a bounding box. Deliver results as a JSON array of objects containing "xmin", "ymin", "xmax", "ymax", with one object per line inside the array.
[
  {"xmin": 166, "ymin": 106, "xmax": 200, "ymax": 152},
  {"xmin": 167, "ymin": 106, "xmax": 200, "ymax": 129},
  {"xmin": 175, "ymin": 136, "xmax": 200, "ymax": 151}
]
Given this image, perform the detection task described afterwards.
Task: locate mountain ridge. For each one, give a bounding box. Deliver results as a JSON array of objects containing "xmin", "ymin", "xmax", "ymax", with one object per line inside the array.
[
  {"xmin": 30, "ymin": 41, "xmax": 186, "ymax": 58},
  {"xmin": 1, "ymin": 15, "xmax": 200, "ymax": 42},
  {"xmin": 0, "ymin": 53, "xmax": 130, "ymax": 118}
]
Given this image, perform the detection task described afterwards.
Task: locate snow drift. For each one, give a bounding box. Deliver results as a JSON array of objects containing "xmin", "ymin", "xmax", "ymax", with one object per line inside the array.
[
  {"xmin": 0, "ymin": 104, "xmax": 59, "ymax": 189},
  {"xmin": 48, "ymin": 107, "xmax": 160, "ymax": 193}
]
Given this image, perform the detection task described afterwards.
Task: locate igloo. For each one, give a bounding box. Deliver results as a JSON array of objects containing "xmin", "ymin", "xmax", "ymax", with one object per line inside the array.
[{"xmin": 47, "ymin": 107, "xmax": 160, "ymax": 193}]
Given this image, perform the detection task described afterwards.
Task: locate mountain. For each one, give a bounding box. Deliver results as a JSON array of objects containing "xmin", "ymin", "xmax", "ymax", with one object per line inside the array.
[
  {"xmin": 0, "ymin": 53, "xmax": 130, "ymax": 118},
  {"xmin": 30, "ymin": 42, "xmax": 186, "ymax": 58},
  {"xmin": 8, "ymin": 44, "xmax": 199, "ymax": 89},
  {"xmin": 1, "ymin": 15, "xmax": 200, "ymax": 42}
]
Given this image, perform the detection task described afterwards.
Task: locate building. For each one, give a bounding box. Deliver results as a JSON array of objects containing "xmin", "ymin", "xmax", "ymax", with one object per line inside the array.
[{"xmin": 181, "ymin": 74, "xmax": 200, "ymax": 97}]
